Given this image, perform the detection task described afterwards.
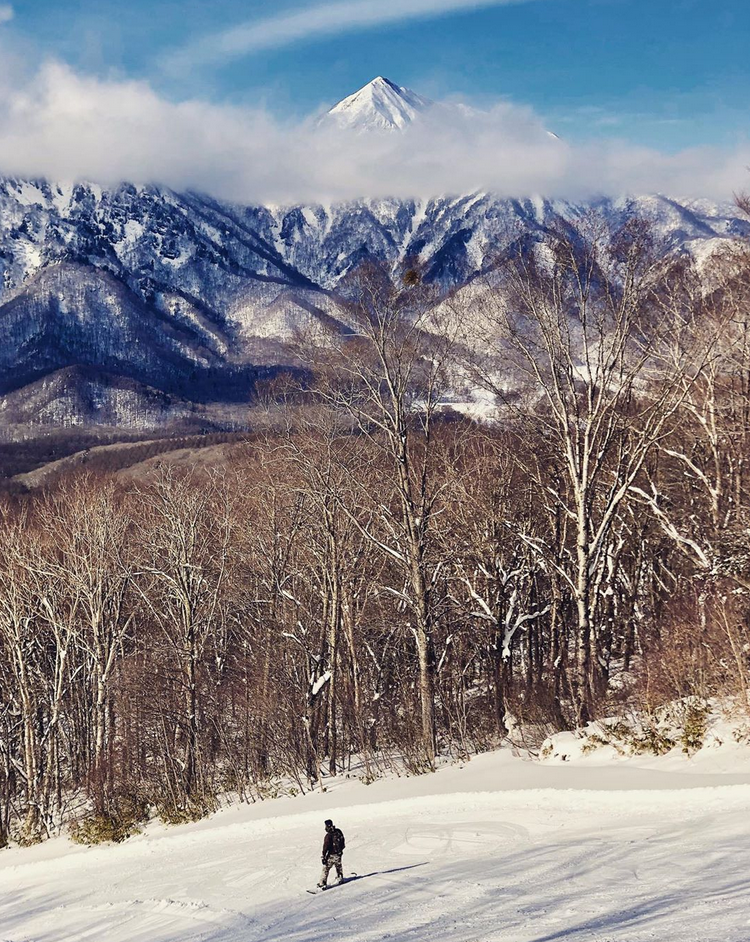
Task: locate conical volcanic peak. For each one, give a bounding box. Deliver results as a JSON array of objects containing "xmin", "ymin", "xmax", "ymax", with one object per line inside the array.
[{"xmin": 326, "ymin": 76, "xmax": 434, "ymax": 131}]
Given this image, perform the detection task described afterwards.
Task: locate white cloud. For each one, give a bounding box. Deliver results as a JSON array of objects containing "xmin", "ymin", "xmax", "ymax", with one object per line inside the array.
[
  {"xmin": 0, "ymin": 5, "xmax": 13, "ymax": 24},
  {"xmin": 164, "ymin": 0, "xmax": 539, "ymax": 73},
  {"xmin": 0, "ymin": 49, "xmax": 747, "ymax": 206}
]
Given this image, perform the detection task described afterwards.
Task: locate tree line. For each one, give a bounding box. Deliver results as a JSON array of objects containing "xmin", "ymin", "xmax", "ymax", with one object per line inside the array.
[{"xmin": 0, "ymin": 215, "xmax": 748, "ymax": 846}]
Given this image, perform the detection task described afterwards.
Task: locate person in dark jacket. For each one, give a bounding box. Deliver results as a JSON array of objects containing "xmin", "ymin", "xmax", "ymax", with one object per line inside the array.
[{"xmin": 318, "ymin": 819, "xmax": 346, "ymax": 888}]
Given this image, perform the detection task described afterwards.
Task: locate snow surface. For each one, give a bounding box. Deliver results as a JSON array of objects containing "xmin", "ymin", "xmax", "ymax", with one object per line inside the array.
[{"xmin": 2, "ymin": 744, "xmax": 750, "ymax": 942}]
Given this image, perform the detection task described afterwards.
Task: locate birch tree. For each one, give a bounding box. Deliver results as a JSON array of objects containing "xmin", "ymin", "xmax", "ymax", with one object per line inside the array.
[
  {"xmin": 138, "ymin": 468, "xmax": 234, "ymax": 813},
  {"xmin": 309, "ymin": 264, "xmax": 461, "ymax": 765},
  {"xmin": 41, "ymin": 479, "xmax": 134, "ymax": 815},
  {"xmin": 476, "ymin": 217, "xmax": 702, "ymax": 719}
]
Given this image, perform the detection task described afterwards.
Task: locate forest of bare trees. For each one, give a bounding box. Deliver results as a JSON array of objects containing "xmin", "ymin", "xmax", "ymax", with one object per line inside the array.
[{"xmin": 0, "ymin": 216, "xmax": 748, "ymax": 847}]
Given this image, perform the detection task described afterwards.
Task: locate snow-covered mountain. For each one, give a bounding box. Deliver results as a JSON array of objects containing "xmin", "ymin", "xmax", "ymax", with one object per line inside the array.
[
  {"xmin": 325, "ymin": 76, "xmax": 434, "ymax": 131},
  {"xmin": 323, "ymin": 76, "xmax": 557, "ymax": 139},
  {"xmin": 0, "ymin": 78, "xmax": 748, "ymax": 437}
]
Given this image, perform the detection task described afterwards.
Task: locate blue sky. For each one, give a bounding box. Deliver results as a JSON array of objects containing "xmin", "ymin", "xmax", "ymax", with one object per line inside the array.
[
  {"xmin": 0, "ymin": 0, "xmax": 747, "ymax": 202},
  {"xmin": 6, "ymin": 0, "xmax": 749, "ymax": 151}
]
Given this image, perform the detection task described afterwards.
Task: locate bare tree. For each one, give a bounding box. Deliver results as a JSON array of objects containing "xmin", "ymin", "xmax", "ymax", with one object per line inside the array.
[
  {"xmin": 39, "ymin": 478, "xmax": 134, "ymax": 815},
  {"xmin": 473, "ymin": 217, "xmax": 706, "ymax": 719},
  {"xmin": 630, "ymin": 248, "xmax": 750, "ymax": 589},
  {"xmin": 137, "ymin": 468, "xmax": 234, "ymax": 814},
  {"xmin": 305, "ymin": 264, "xmax": 463, "ymax": 765}
]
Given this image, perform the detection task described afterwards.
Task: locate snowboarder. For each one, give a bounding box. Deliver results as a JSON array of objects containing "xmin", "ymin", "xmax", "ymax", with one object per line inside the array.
[{"xmin": 318, "ymin": 819, "xmax": 346, "ymax": 888}]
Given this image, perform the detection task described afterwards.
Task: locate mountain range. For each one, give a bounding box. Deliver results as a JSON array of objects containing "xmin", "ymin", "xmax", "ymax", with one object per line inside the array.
[{"xmin": 0, "ymin": 77, "xmax": 748, "ymax": 440}]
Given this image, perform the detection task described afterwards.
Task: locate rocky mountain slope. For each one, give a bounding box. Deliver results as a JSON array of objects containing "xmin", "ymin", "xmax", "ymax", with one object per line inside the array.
[{"xmin": 0, "ymin": 79, "xmax": 748, "ymax": 437}]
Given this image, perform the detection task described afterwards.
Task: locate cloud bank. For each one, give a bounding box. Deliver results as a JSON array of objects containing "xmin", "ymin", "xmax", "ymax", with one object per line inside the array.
[
  {"xmin": 0, "ymin": 51, "xmax": 747, "ymax": 206},
  {"xmin": 0, "ymin": 4, "xmax": 13, "ymax": 24}
]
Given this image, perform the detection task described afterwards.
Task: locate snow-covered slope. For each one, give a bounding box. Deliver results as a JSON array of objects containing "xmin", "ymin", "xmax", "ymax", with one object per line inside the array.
[
  {"xmin": 0, "ymin": 366, "xmax": 232, "ymax": 434},
  {"xmin": 325, "ymin": 76, "xmax": 434, "ymax": 131},
  {"xmin": 1, "ymin": 747, "xmax": 749, "ymax": 941}
]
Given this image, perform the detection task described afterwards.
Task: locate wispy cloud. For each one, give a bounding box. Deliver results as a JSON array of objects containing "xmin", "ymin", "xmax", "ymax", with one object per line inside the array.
[
  {"xmin": 164, "ymin": 0, "xmax": 540, "ymax": 73},
  {"xmin": 0, "ymin": 5, "xmax": 14, "ymax": 25}
]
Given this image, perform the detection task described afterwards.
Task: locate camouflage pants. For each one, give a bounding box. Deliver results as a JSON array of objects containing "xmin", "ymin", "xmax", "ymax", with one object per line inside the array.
[{"xmin": 319, "ymin": 853, "xmax": 343, "ymax": 886}]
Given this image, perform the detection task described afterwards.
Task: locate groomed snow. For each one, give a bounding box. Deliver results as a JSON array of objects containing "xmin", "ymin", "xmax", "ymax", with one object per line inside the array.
[{"xmin": 1, "ymin": 747, "xmax": 750, "ymax": 942}]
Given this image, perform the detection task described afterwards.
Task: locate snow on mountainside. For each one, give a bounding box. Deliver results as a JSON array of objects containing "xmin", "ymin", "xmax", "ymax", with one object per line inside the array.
[
  {"xmin": 325, "ymin": 76, "xmax": 434, "ymax": 131},
  {"xmin": 1, "ymin": 79, "xmax": 750, "ymax": 436},
  {"xmin": 0, "ymin": 180, "xmax": 748, "ymax": 438},
  {"xmin": 324, "ymin": 76, "xmax": 559, "ymax": 140}
]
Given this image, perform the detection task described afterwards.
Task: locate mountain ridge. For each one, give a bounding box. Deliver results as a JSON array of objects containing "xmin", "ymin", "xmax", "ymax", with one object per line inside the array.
[{"xmin": 1, "ymin": 78, "xmax": 749, "ymax": 437}]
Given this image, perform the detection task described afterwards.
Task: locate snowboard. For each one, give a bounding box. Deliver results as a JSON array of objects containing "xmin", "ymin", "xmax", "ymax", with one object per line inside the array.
[{"xmin": 307, "ymin": 874, "xmax": 356, "ymax": 894}]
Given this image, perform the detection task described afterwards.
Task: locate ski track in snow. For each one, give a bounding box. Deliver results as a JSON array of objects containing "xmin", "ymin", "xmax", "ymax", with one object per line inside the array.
[{"xmin": 1, "ymin": 751, "xmax": 750, "ymax": 942}]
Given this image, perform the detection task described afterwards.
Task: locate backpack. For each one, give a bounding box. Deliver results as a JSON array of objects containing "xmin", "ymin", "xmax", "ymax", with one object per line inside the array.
[{"xmin": 330, "ymin": 827, "xmax": 345, "ymax": 855}]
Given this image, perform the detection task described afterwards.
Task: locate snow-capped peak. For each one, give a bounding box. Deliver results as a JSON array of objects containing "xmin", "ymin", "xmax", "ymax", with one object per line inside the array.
[{"xmin": 325, "ymin": 76, "xmax": 433, "ymax": 132}]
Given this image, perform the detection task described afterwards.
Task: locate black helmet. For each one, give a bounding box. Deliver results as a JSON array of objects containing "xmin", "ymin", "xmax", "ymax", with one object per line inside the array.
[{"xmin": 324, "ymin": 819, "xmax": 333, "ymax": 828}]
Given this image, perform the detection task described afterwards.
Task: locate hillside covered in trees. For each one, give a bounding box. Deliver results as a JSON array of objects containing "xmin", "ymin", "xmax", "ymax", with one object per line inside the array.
[{"xmin": 0, "ymin": 215, "xmax": 748, "ymax": 847}]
